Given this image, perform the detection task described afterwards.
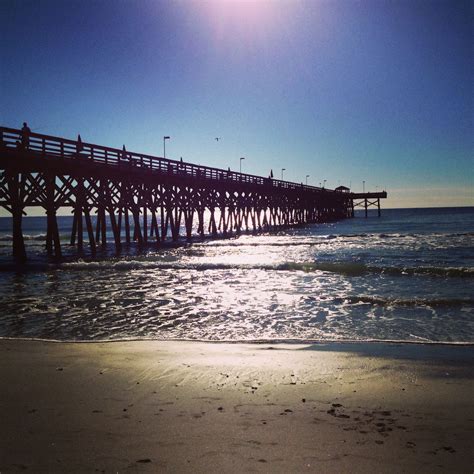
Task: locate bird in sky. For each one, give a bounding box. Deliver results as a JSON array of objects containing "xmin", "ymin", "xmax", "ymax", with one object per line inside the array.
[{"xmin": 215, "ymin": 137, "xmax": 220, "ymax": 141}]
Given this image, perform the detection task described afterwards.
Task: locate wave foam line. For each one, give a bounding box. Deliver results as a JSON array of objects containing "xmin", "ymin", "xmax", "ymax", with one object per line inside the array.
[
  {"xmin": 0, "ymin": 233, "xmax": 71, "ymax": 242},
  {"xmin": 0, "ymin": 230, "xmax": 471, "ymax": 244},
  {"xmin": 335, "ymin": 295, "xmax": 474, "ymax": 308},
  {"xmin": 277, "ymin": 262, "xmax": 474, "ymax": 278},
  {"xmin": 196, "ymin": 231, "xmax": 474, "ymax": 247},
  {"xmin": 1, "ymin": 259, "xmax": 473, "ymax": 278},
  {"xmin": 1, "ymin": 336, "xmax": 474, "ymax": 346},
  {"xmin": 0, "ymin": 234, "xmax": 48, "ymax": 241}
]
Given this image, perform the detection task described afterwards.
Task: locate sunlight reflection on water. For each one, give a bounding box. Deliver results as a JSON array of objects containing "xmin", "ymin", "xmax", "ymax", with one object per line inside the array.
[{"xmin": 0, "ymin": 209, "xmax": 473, "ymax": 343}]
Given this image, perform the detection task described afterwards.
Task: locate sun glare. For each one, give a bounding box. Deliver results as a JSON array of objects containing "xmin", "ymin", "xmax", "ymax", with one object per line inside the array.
[{"xmin": 203, "ymin": 0, "xmax": 283, "ymax": 46}]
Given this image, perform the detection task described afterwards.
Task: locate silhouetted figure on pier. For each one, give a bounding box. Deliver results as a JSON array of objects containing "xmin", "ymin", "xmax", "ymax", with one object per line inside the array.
[
  {"xmin": 21, "ymin": 122, "xmax": 31, "ymax": 150},
  {"xmin": 121, "ymin": 145, "xmax": 128, "ymax": 162},
  {"xmin": 76, "ymin": 134, "xmax": 83, "ymax": 153}
]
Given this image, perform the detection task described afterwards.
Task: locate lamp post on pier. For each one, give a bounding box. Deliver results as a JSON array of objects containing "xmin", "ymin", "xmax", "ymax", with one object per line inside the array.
[
  {"xmin": 163, "ymin": 136, "xmax": 170, "ymax": 158},
  {"xmin": 363, "ymin": 180, "xmax": 365, "ymax": 193},
  {"xmin": 281, "ymin": 168, "xmax": 286, "ymax": 180},
  {"xmin": 323, "ymin": 179, "xmax": 327, "ymax": 189},
  {"xmin": 306, "ymin": 175, "xmax": 310, "ymax": 185},
  {"xmin": 240, "ymin": 157, "xmax": 245, "ymax": 173}
]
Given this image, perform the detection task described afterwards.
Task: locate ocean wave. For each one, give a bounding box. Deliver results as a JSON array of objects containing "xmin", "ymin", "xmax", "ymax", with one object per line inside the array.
[
  {"xmin": 58, "ymin": 260, "xmax": 284, "ymax": 272},
  {"xmin": 198, "ymin": 231, "xmax": 473, "ymax": 247},
  {"xmin": 335, "ymin": 295, "xmax": 474, "ymax": 308},
  {"xmin": 0, "ymin": 233, "xmax": 70, "ymax": 242},
  {"xmin": 8, "ymin": 234, "xmax": 47, "ymax": 241},
  {"xmin": 198, "ymin": 235, "xmax": 345, "ymax": 247},
  {"xmin": 1, "ymin": 229, "xmax": 470, "ymax": 246},
  {"xmin": 2, "ymin": 258, "xmax": 472, "ymax": 278},
  {"xmin": 307, "ymin": 262, "xmax": 474, "ymax": 278}
]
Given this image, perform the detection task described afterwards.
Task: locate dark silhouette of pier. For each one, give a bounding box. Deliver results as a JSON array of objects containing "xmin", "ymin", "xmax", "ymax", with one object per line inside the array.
[{"xmin": 0, "ymin": 126, "xmax": 387, "ymax": 262}]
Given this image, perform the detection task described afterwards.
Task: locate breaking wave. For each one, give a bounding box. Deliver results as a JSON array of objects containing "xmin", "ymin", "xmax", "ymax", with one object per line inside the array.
[
  {"xmin": 0, "ymin": 233, "xmax": 70, "ymax": 242},
  {"xmin": 335, "ymin": 295, "xmax": 474, "ymax": 308},
  {"xmin": 19, "ymin": 259, "xmax": 465, "ymax": 278},
  {"xmin": 303, "ymin": 262, "xmax": 474, "ymax": 278},
  {"xmin": 0, "ymin": 234, "xmax": 48, "ymax": 241},
  {"xmin": 2, "ymin": 258, "xmax": 472, "ymax": 279}
]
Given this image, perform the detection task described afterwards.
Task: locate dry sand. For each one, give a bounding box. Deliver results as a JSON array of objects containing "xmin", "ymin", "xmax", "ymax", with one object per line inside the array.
[{"xmin": 0, "ymin": 339, "xmax": 473, "ymax": 473}]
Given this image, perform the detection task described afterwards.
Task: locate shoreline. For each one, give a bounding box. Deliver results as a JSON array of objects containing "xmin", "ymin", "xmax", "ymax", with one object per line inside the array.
[
  {"xmin": 2, "ymin": 335, "xmax": 474, "ymax": 347},
  {"xmin": 1, "ymin": 339, "xmax": 473, "ymax": 472}
]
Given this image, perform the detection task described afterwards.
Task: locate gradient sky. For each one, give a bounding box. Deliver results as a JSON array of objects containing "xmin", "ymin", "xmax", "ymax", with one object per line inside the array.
[{"xmin": 1, "ymin": 0, "xmax": 473, "ymax": 208}]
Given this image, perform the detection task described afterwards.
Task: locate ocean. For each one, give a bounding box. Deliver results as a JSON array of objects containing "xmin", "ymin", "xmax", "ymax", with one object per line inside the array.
[{"xmin": 0, "ymin": 207, "xmax": 473, "ymax": 344}]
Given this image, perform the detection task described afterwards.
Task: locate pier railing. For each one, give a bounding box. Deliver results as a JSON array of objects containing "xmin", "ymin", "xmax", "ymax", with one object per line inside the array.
[{"xmin": 0, "ymin": 127, "xmax": 331, "ymax": 194}]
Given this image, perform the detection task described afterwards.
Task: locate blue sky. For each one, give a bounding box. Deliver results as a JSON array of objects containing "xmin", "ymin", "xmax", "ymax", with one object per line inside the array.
[{"xmin": 1, "ymin": 0, "xmax": 472, "ymax": 208}]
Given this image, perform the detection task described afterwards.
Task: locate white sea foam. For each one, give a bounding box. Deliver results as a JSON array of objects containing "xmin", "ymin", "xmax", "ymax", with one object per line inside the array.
[{"xmin": 0, "ymin": 208, "xmax": 473, "ymax": 343}]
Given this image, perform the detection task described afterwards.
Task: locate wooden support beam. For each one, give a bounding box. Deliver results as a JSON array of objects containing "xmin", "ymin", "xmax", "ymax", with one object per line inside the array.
[
  {"xmin": 221, "ymin": 207, "xmax": 227, "ymax": 235},
  {"xmin": 185, "ymin": 210, "xmax": 193, "ymax": 240},
  {"xmin": 160, "ymin": 207, "xmax": 166, "ymax": 241},
  {"xmin": 117, "ymin": 209, "xmax": 122, "ymax": 242},
  {"xmin": 70, "ymin": 211, "xmax": 77, "ymax": 246},
  {"xmin": 71, "ymin": 178, "xmax": 85, "ymax": 252},
  {"xmin": 101, "ymin": 210, "xmax": 107, "ymax": 246},
  {"xmin": 209, "ymin": 208, "xmax": 217, "ymax": 237},
  {"xmin": 150, "ymin": 209, "xmax": 156, "ymax": 238},
  {"xmin": 52, "ymin": 212, "xmax": 61, "ymax": 258},
  {"xmin": 143, "ymin": 206, "xmax": 148, "ymax": 243},
  {"xmin": 132, "ymin": 209, "xmax": 143, "ymax": 246},
  {"xmin": 176, "ymin": 209, "xmax": 182, "ymax": 239},
  {"xmin": 77, "ymin": 207, "xmax": 83, "ymax": 252},
  {"xmin": 262, "ymin": 209, "xmax": 268, "ymax": 229},
  {"xmin": 7, "ymin": 172, "xmax": 27, "ymax": 262},
  {"xmin": 150, "ymin": 209, "xmax": 159, "ymax": 241},
  {"xmin": 197, "ymin": 209, "xmax": 204, "ymax": 237},
  {"xmin": 84, "ymin": 207, "xmax": 96, "ymax": 253},
  {"xmin": 95, "ymin": 209, "xmax": 101, "ymax": 244},
  {"xmin": 168, "ymin": 209, "xmax": 176, "ymax": 241},
  {"xmin": 124, "ymin": 208, "xmax": 131, "ymax": 244},
  {"xmin": 45, "ymin": 174, "xmax": 61, "ymax": 259},
  {"xmin": 108, "ymin": 208, "xmax": 122, "ymax": 251},
  {"xmin": 250, "ymin": 209, "xmax": 256, "ymax": 232}
]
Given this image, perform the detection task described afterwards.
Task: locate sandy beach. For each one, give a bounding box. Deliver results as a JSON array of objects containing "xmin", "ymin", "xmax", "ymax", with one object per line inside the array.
[{"xmin": 0, "ymin": 339, "xmax": 473, "ymax": 473}]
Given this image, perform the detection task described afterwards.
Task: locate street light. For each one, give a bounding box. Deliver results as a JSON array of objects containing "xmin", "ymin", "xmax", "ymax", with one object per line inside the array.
[
  {"xmin": 163, "ymin": 136, "xmax": 170, "ymax": 158},
  {"xmin": 323, "ymin": 179, "xmax": 327, "ymax": 188},
  {"xmin": 281, "ymin": 168, "xmax": 286, "ymax": 180},
  {"xmin": 240, "ymin": 157, "xmax": 245, "ymax": 173},
  {"xmin": 306, "ymin": 174, "xmax": 310, "ymax": 185},
  {"xmin": 363, "ymin": 180, "xmax": 365, "ymax": 193}
]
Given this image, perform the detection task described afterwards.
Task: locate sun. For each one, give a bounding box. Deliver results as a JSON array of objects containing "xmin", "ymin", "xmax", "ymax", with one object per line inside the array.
[{"xmin": 203, "ymin": 0, "xmax": 283, "ymax": 46}]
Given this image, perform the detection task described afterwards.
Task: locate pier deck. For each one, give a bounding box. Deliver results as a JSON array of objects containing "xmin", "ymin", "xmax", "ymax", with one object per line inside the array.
[{"xmin": 0, "ymin": 127, "xmax": 386, "ymax": 261}]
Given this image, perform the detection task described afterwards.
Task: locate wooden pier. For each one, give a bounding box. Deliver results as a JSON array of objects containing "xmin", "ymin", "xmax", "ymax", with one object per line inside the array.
[{"xmin": 0, "ymin": 126, "xmax": 387, "ymax": 261}]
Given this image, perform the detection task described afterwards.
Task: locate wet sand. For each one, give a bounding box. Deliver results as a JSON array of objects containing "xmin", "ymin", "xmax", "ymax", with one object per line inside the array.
[{"xmin": 0, "ymin": 339, "xmax": 473, "ymax": 473}]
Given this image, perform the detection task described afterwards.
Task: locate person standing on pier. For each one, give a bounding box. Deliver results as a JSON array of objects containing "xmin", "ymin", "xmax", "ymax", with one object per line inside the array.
[{"xmin": 21, "ymin": 122, "xmax": 31, "ymax": 150}]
